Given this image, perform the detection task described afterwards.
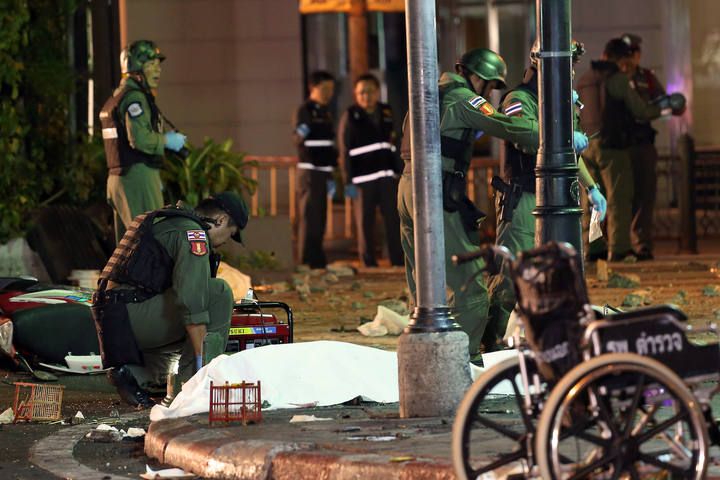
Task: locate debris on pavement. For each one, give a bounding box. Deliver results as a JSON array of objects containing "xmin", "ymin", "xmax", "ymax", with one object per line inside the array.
[
  {"xmin": 289, "ymin": 414, "xmax": 332, "ymax": 423},
  {"xmin": 607, "ymin": 272, "xmax": 640, "ymax": 288},
  {"xmin": 668, "ymin": 290, "xmax": 689, "ymax": 305},
  {"xmin": 322, "ymin": 273, "xmax": 339, "ymax": 284},
  {"xmin": 596, "ymin": 260, "xmax": 609, "ymax": 282},
  {"xmin": 622, "ymin": 290, "xmax": 653, "ymax": 308},
  {"xmin": 71, "ymin": 410, "xmax": 85, "ymax": 424},
  {"xmin": 378, "ymin": 298, "xmax": 409, "ymax": 316},
  {"xmin": 702, "ymin": 285, "xmax": 720, "ymax": 297},
  {"xmin": 140, "ymin": 465, "xmax": 196, "ymax": 479},
  {"xmin": 357, "ymin": 305, "xmax": 409, "ymax": 337},
  {"xmin": 85, "ymin": 423, "xmax": 146, "ymax": 442},
  {"xmin": 86, "ymin": 424, "xmax": 123, "ymax": 442},
  {"xmin": 346, "ymin": 435, "xmax": 397, "ymax": 441},
  {"xmin": 327, "ymin": 264, "xmax": 355, "ymax": 277},
  {"xmin": 0, "ymin": 407, "xmax": 13, "ymax": 424}
]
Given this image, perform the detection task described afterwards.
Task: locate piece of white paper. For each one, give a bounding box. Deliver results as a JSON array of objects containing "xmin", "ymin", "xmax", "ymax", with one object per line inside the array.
[
  {"xmin": 289, "ymin": 414, "xmax": 332, "ymax": 423},
  {"xmin": 141, "ymin": 465, "xmax": 195, "ymax": 479},
  {"xmin": 589, "ymin": 208, "xmax": 603, "ymax": 243}
]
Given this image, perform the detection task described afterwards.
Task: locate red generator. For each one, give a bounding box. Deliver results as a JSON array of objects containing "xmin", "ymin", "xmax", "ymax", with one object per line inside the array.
[{"xmin": 225, "ymin": 301, "xmax": 293, "ymax": 353}]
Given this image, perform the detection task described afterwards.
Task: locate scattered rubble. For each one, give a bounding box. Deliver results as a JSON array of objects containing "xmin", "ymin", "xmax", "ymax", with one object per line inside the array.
[
  {"xmin": 327, "ymin": 264, "xmax": 355, "ymax": 277},
  {"xmin": 669, "ymin": 290, "xmax": 689, "ymax": 305},
  {"xmin": 702, "ymin": 285, "xmax": 720, "ymax": 297},
  {"xmin": 607, "ymin": 272, "xmax": 640, "ymax": 288},
  {"xmin": 596, "ymin": 260, "xmax": 609, "ymax": 282},
  {"xmin": 322, "ymin": 273, "xmax": 339, "ymax": 284},
  {"xmin": 622, "ymin": 289, "xmax": 653, "ymax": 307},
  {"xmin": 0, "ymin": 407, "xmax": 13, "ymax": 424}
]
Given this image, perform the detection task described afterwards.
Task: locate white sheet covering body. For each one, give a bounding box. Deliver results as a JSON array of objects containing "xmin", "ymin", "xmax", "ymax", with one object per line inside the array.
[{"xmin": 149, "ymin": 341, "xmax": 519, "ymax": 421}]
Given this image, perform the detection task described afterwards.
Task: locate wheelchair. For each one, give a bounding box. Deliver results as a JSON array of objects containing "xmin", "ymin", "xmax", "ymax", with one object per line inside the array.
[{"xmin": 451, "ymin": 242, "xmax": 720, "ymax": 479}]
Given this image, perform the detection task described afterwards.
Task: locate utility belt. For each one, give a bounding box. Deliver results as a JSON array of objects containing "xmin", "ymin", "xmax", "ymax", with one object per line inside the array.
[
  {"xmin": 92, "ymin": 288, "xmax": 155, "ymax": 305},
  {"xmin": 442, "ymin": 170, "xmax": 485, "ymax": 237}
]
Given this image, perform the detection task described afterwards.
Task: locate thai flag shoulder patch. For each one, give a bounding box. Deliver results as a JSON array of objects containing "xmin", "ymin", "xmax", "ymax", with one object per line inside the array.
[
  {"xmin": 468, "ymin": 95, "xmax": 495, "ymax": 116},
  {"xmin": 186, "ymin": 230, "xmax": 207, "ymax": 241},
  {"xmin": 504, "ymin": 101, "xmax": 523, "ymax": 116}
]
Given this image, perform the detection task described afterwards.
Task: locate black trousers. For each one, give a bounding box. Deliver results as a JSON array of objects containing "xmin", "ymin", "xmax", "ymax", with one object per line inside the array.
[
  {"xmin": 353, "ymin": 176, "xmax": 404, "ymax": 267},
  {"xmin": 297, "ymin": 169, "xmax": 330, "ymax": 268}
]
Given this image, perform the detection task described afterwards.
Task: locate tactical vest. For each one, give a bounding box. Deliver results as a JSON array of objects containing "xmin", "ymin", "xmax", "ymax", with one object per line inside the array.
[
  {"xmin": 100, "ymin": 207, "xmax": 210, "ymax": 294},
  {"xmin": 578, "ymin": 62, "xmax": 635, "ymax": 149},
  {"xmin": 400, "ymin": 87, "xmax": 474, "ymax": 175},
  {"xmin": 99, "ymin": 83, "xmax": 163, "ymax": 176},
  {"xmin": 628, "ymin": 67, "xmax": 660, "ymax": 144},
  {"xmin": 297, "ymin": 100, "xmax": 337, "ymax": 172},
  {"xmin": 346, "ymin": 104, "xmax": 397, "ymax": 184},
  {"xmin": 500, "ymin": 83, "xmax": 537, "ymax": 193}
]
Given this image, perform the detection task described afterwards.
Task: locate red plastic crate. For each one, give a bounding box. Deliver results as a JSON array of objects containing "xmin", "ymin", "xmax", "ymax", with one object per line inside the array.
[
  {"xmin": 208, "ymin": 381, "xmax": 262, "ymax": 426},
  {"xmin": 13, "ymin": 382, "xmax": 64, "ymax": 422}
]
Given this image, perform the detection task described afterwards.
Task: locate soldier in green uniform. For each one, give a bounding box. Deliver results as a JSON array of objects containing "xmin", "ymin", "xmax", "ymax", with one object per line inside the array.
[
  {"xmin": 398, "ymin": 48, "xmax": 547, "ymax": 359},
  {"xmin": 92, "ymin": 192, "xmax": 248, "ymax": 408},
  {"xmin": 100, "ymin": 40, "xmax": 187, "ymax": 244},
  {"xmin": 485, "ymin": 40, "xmax": 607, "ymax": 349},
  {"xmin": 577, "ymin": 38, "xmax": 684, "ymax": 262},
  {"xmin": 622, "ymin": 33, "xmax": 671, "ymax": 261}
]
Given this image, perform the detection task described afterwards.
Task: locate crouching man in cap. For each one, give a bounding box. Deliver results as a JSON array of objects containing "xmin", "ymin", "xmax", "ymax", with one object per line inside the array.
[{"xmin": 92, "ymin": 192, "xmax": 249, "ymax": 408}]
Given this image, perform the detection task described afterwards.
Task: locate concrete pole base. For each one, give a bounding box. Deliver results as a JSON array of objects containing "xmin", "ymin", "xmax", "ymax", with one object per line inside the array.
[{"xmin": 397, "ymin": 330, "xmax": 472, "ymax": 418}]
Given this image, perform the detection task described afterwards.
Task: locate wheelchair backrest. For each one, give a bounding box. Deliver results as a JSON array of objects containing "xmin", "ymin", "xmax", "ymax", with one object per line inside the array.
[{"xmin": 512, "ymin": 242, "xmax": 591, "ymax": 382}]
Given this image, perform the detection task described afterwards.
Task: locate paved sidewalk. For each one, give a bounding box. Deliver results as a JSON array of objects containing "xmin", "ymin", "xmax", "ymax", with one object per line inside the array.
[{"xmin": 145, "ymin": 403, "xmax": 466, "ymax": 480}]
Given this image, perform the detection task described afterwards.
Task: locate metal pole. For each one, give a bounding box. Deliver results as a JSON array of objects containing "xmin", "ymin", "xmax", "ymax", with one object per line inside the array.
[
  {"xmin": 398, "ymin": 0, "xmax": 469, "ymax": 420},
  {"xmin": 533, "ymin": 0, "xmax": 582, "ymax": 252},
  {"xmin": 405, "ymin": 0, "xmax": 453, "ymax": 331}
]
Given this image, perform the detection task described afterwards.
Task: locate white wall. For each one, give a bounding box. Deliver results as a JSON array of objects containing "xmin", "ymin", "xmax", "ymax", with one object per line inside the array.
[{"xmin": 127, "ymin": 0, "xmax": 303, "ymax": 155}]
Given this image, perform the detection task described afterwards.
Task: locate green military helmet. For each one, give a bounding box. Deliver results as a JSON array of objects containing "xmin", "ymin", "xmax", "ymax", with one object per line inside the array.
[
  {"xmin": 456, "ymin": 48, "xmax": 507, "ymax": 89},
  {"xmin": 530, "ymin": 38, "xmax": 585, "ymax": 65},
  {"xmin": 120, "ymin": 40, "xmax": 166, "ymax": 74}
]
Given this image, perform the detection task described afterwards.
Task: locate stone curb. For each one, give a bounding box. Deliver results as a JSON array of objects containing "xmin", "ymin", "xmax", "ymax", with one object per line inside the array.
[
  {"xmin": 30, "ymin": 410, "xmax": 148, "ymax": 480},
  {"xmin": 146, "ymin": 420, "xmax": 455, "ymax": 480}
]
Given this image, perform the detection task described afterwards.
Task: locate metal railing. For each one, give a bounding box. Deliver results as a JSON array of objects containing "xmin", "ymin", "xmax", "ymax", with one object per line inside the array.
[
  {"xmin": 247, "ymin": 143, "xmax": 720, "ymax": 248},
  {"xmin": 244, "ymin": 155, "xmax": 499, "ymax": 241},
  {"xmin": 652, "ymin": 135, "xmax": 720, "ymax": 249}
]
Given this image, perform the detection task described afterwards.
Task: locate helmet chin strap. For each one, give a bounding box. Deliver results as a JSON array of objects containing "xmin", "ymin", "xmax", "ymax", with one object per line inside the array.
[{"xmin": 458, "ymin": 66, "xmax": 479, "ymax": 95}]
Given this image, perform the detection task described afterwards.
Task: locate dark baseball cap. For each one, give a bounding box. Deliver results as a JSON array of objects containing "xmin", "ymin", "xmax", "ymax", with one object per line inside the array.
[
  {"xmin": 211, "ymin": 191, "xmax": 249, "ymax": 242},
  {"xmin": 621, "ymin": 33, "xmax": 642, "ymax": 52},
  {"xmin": 604, "ymin": 38, "xmax": 634, "ymax": 60}
]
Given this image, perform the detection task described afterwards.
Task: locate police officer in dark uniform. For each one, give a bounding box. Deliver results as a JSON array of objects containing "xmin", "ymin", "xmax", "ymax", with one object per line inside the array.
[
  {"xmin": 338, "ymin": 73, "xmax": 403, "ymax": 267},
  {"xmin": 577, "ymin": 38, "xmax": 685, "ymax": 262},
  {"xmin": 92, "ymin": 192, "xmax": 248, "ymax": 408},
  {"xmin": 293, "ymin": 71, "xmax": 338, "ymax": 269},
  {"xmin": 100, "ymin": 40, "xmax": 187, "ymax": 243},
  {"xmin": 622, "ymin": 33, "xmax": 669, "ymax": 260}
]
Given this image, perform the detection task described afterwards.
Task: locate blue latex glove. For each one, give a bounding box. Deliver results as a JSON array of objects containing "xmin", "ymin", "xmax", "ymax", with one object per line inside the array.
[
  {"xmin": 573, "ymin": 131, "xmax": 589, "ymax": 154},
  {"xmin": 164, "ymin": 131, "xmax": 187, "ymax": 152},
  {"xmin": 195, "ymin": 355, "xmax": 203, "ymax": 372},
  {"xmin": 326, "ymin": 179, "xmax": 336, "ymax": 198},
  {"xmin": 345, "ymin": 184, "xmax": 358, "ymax": 199},
  {"xmin": 588, "ymin": 186, "xmax": 607, "ymax": 222},
  {"xmin": 572, "ymin": 89, "xmax": 579, "ymax": 104},
  {"xmin": 295, "ymin": 123, "xmax": 311, "ymax": 138}
]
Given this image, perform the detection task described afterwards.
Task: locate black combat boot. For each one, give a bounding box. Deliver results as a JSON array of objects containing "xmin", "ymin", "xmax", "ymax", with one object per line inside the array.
[{"xmin": 108, "ymin": 366, "xmax": 155, "ymax": 409}]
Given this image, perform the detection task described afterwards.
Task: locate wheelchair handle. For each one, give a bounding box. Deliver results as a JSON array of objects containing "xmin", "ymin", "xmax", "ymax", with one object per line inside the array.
[{"xmin": 452, "ymin": 250, "xmax": 486, "ymax": 266}]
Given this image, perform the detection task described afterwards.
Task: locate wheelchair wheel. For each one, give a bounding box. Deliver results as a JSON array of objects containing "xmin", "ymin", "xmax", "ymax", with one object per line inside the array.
[
  {"xmin": 452, "ymin": 355, "xmax": 543, "ymax": 479},
  {"xmin": 535, "ymin": 352, "xmax": 709, "ymax": 480}
]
